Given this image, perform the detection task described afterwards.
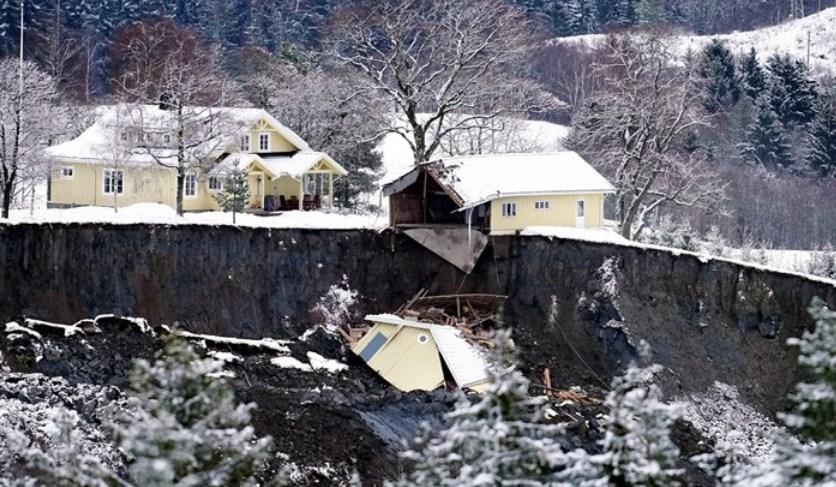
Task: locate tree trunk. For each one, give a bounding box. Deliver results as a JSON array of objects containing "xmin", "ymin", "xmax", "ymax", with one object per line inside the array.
[{"xmin": 175, "ymin": 169, "xmax": 184, "ymax": 216}]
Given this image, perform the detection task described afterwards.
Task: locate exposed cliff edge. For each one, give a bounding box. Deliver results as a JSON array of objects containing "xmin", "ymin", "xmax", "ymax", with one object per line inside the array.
[{"xmin": 1, "ymin": 223, "xmax": 834, "ymax": 417}]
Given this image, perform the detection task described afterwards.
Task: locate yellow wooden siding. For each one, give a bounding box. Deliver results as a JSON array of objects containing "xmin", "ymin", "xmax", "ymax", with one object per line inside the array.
[
  {"xmin": 182, "ymin": 178, "xmax": 221, "ymax": 211},
  {"xmin": 50, "ymin": 163, "xmax": 177, "ymax": 209},
  {"xmin": 489, "ymin": 193, "xmax": 605, "ymax": 233},
  {"xmin": 352, "ymin": 323, "xmax": 399, "ymax": 353},
  {"xmin": 356, "ymin": 324, "xmax": 445, "ymax": 392}
]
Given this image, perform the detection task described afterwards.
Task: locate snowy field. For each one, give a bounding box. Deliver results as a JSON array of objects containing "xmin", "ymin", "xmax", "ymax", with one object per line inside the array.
[
  {"xmin": 2, "ymin": 203, "xmax": 386, "ymax": 230},
  {"xmin": 554, "ymin": 7, "xmax": 836, "ymax": 73}
]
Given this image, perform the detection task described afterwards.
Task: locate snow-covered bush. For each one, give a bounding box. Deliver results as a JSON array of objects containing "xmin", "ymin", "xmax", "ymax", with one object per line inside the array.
[
  {"xmin": 805, "ymin": 244, "xmax": 836, "ymax": 279},
  {"xmin": 636, "ymin": 216, "xmax": 698, "ymax": 251},
  {"xmin": 111, "ymin": 335, "xmax": 273, "ymax": 486},
  {"xmin": 389, "ymin": 330, "xmax": 570, "ymax": 486},
  {"xmin": 308, "ymin": 275, "xmax": 359, "ymax": 333}
]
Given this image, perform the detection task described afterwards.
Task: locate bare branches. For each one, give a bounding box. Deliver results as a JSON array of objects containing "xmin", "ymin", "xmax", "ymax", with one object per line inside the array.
[
  {"xmin": 0, "ymin": 59, "xmax": 60, "ymax": 217},
  {"xmin": 571, "ymin": 33, "xmax": 726, "ymax": 240},
  {"xmin": 325, "ymin": 0, "xmax": 556, "ymax": 164},
  {"xmin": 108, "ymin": 19, "xmax": 243, "ymax": 215}
]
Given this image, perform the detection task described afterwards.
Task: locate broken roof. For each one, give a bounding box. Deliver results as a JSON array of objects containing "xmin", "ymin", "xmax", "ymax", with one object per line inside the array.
[
  {"xmin": 382, "ymin": 152, "xmax": 615, "ymax": 210},
  {"xmin": 363, "ymin": 313, "xmax": 491, "ymax": 390}
]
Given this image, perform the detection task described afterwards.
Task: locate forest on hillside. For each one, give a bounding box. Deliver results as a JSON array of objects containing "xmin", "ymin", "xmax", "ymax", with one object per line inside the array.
[{"xmin": 1, "ymin": 0, "xmax": 836, "ymax": 249}]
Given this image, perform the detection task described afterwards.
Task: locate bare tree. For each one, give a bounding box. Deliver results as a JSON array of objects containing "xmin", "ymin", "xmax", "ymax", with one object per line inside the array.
[
  {"xmin": 570, "ymin": 34, "xmax": 726, "ymax": 239},
  {"xmin": 32, "ymin": 0, "xmax": 84, "ymax": 99},
  {"xmin": 326, "ymin": 0, "xmax": 556, "ymax": 164},
  {"xmin": 437, "ymin": 115, "xmax": 548, "ymax": 156},
  {"xmin": 0, "ymin": 59, "xmax": 60, "ymax": 218},
  {"xmin": 111, "ymin": 20, "xmax": 243, "ymax": 215}
]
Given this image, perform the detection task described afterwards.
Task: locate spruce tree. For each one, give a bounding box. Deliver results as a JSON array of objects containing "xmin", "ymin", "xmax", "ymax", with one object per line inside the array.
[
  {"xmin": 739, "ymin": 48, "xmax": 766, "ymax": 100},
  {"xmin": 562, "ymin": 344, "xmax": 685, "ymax": 486},
  {"xmin": 698, "ymin": 39, "xmax": 740, "ymax": 113},
  {"xmin": 733, "ymin": 298, "xmax": 836, "ymax": 485},
  {"xmin": 390, "ymin": 330, "xmax": 570, "ymax": 486},
  {"xmin": 766, "ymin": 53, "xmax": 818, "ymax": 128},
  {"xmin": 214, "ymin": 160, "xmax": 250, "ymax": 224},
  {"xmin": 806, "ymin": 91, "xmax": 836, "ymax": 178},
  {"xmin": 740, "ymin": 95, "xmax": 792, "ymax": 169},
  {"xmin": 112, "ymin": 336, "xmax": 272, "ymax": 487}
]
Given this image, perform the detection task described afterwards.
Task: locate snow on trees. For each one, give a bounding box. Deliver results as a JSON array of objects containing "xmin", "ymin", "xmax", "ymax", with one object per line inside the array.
[
  {"xmin": 326, "ymin": 0, "xmax": 555, "ymax": 165},
  {"xmin": 740, "ymin": 95, "xmax": 792, "ymax": 169},
  {"xmin": 213, "ymin": 157, "xmax": 250, "ymax": 224},
  {"xmin": 570, "ymin": 33, "xmax": 725, "ymax": 240},
  {"xmin": 111, "ymin": 335, "xmax": 273, "ymax": 486},
  {"xmin": 0, "ymin": 58, "xmax": 60, "ymax": 218}
]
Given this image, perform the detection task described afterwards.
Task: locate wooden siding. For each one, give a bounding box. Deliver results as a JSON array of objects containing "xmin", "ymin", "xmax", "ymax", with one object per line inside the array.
[
  {"xmin": 49, "ymin": 163, "xmax": 177, "ymax": 209},
  {"xmin": 354, "ymin": 323, "xmax": 445, "ymax": 392},
  {"xmin": 489, "ymin": 193, "xmax": 605, "ymax": 233}
]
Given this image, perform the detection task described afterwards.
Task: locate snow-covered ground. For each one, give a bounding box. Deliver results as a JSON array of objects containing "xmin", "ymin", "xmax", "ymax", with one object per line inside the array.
[
  {"xmin": 2, "ymin": 203, "xmax": 386, "ymax": 230},
  {"xmin": 554, "ymin": 7, "xmax": 836, "ymax": 73}
]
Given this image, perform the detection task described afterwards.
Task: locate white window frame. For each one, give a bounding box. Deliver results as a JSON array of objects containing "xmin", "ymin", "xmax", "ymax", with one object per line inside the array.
[
  {"xmin": 534, "ymin": 200, "xmax": 549, "ymax": 210},
  {"xmin": 240, "ymin": 134, "xmax": 250, "ymax": 152},
  {"xmin": 576, "ymin": 199, "xmax": 586, "ymax": 218},
  {"xmin": 163, "ymin": 134, "xmax": 171, "ymax": 144},
  {"xmin": 119, "ymin": 131, "xmax": 128, "ymax": 143},
  {"xmin": 208, "ymin": 175, "xmax": 223, "ymax": 192},
  {"xmin": 60, "ymin": 166, "xmax": 74, "ymax": 179},
  {"xmin": 183, "ymin": 172, "xmax": 198, "ymax": 199},
  {"xmin": 103, "ymin": 169, "xmax": 124, "ymax": 195},
  {"xmin": 501, "ymin": 202, "xmax": 517, "ymax": 217},
  {"xmin": 258, "ymin": 132, "xmax": 270, "ymax": 152}
]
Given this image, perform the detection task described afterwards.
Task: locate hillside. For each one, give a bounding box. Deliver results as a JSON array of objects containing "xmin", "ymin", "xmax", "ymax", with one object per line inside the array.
[{"xmin": 555, "ymin": 7, "xmax": 836, "ymax": 73}]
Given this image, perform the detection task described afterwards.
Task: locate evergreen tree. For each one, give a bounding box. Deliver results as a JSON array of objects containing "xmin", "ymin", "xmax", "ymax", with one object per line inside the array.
[
  {"xmin": 739, "ymin": 47, "xmax": 765, "ymax": 100},
  {"xmin": 766, "ymin": 53, "xmax": 818, "ymax": 128},
  {"xmin": 563, "ymin": 344, "xmax": 685, "ymax": 486},
  {"xmin": 732, "ymin": 298, "xmax": 836, "ymax": 486},
  {"xmin": 112, "ymin": 335, "xmax": 272, "ymax": 486},
  {"xmin": 806, "ymin": 91, "xmax": 836, "ymax": 178},
  {"xmin": 636, "ymin": 0, "xmax": 665, "ymax": 23},
  {"xmin": 389, "ymin": 330, "xmax": 571, "ymax": 486},
  {"xmin": 214, "ymin": 159, "xmax": 250, "ymax": 223},
  {"xmin": 740, "ymin": 95, "xmax": 791, "ymax": 169},
  {"xmin": 698, "ymin": 39, "xmax": 740, "ymax": 113}
]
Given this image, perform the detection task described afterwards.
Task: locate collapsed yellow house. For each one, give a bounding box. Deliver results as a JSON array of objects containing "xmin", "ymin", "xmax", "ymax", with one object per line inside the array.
[
  {"xmin": 382, "ymin": 152, "xmax": 615, "ymax": 235},
  {"xmin": 352, "ymin": 314, "xmax": 491, "ymax": 393},
  {"xmin": 45, "ymin": 104, "xmax": 347, "ymax": 212}
]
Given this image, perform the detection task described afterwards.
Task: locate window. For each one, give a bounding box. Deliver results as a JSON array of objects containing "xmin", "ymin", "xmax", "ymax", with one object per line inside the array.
[
  {"xmin": 163, "ymin": 134, "xmax": 171, "ymax": 144},
  {"xmin": 120, "ymin": 132, "xmax": 128, "ymax": 142},
  {"xmin": 60, "ymin": 166, "xmax": 74, "ymax": 179},
  {"xmin": 184, "ymin": 173, "xmax": 197, "ymax": 198},
  {"xmin": 417, "ymin": 333, "xmax": 429, "ymax": 344},
  {"xmin": 576, "ymin": 200, "xmax": 585, "ymax": 217},
  {"xmin": 103, "ymin": 169, "xmax": 123, "ymax": 195},
  {"xmin": 534, "ymin": 200, "xmax": 549, "ymax": 210},
  {"xmin": 208, "ymin": 176, "xmax": 223, "ymax": 191},
  {"xmin": 358, "ymin": 333, "xmax": 387, "ymax": 362},
  {"xmin": 501, "ymin": 202, "xmax": 517, "ymax": 217},
  {"xmin": 258, "ymin": 133, "xmax": 269, "ymax": 152},
  {"xmin": 240, "ymin": 134, "xmax": 250, "ymax": 152}
]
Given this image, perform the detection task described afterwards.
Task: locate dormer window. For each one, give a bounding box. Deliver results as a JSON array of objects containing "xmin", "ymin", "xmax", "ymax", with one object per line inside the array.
[
  {"xmin": 258, "ymin": 133, "xmax": 269, "ymax": 152},
  {"xmin": 240, "ymin": 134, "xmax": 250, "ymax": 152}
]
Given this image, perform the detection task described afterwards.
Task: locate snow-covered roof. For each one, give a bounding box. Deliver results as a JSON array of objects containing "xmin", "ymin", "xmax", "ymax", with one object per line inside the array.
[
  {"xmin": 45, "ymin": 104, "xmax": 311, "ymax": 165},
  {"xmin": 212, "ymin": 151, "xmax": 348, "ymax": 179},
  {"xmin": 382, "ymin": 152, "xmax": 614, "ymax": 209},
  {"xmin": 363, "ymin": 313, "xmax": 490, "ymax": 388}
]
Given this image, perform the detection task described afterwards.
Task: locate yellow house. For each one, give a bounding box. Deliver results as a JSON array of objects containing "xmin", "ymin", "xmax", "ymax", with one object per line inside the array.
[
  {"xmin": 352, "ymin": 314, "xmax": 491, "ymax": 393},
  {"xmin": 45, "ymin": 104, "xmax": 347, "ymax": 212},
  {"xmin": 382, "ymin": 152, "xmax": 615, "ymax": 235}
]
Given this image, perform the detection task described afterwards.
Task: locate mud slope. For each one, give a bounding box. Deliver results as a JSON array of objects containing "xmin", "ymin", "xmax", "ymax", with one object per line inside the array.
[{"xmin": 1, "ymin": 223, "xmax": 834, "ymax": 415}]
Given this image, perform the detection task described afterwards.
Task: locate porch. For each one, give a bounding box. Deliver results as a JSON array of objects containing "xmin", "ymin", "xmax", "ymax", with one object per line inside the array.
[
  {"xmin": 240, "ymin": 151, "xmax": 348, "ymax": 212},
  {"xmin": 249, "ymin": 172, "xmax": 335, "ymax": 212}
]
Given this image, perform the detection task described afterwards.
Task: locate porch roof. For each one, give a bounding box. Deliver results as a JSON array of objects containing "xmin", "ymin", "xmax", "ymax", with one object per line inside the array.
[{"xmin": 214, "ymin": 151, "xmax": 348, "ymax": 179}]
